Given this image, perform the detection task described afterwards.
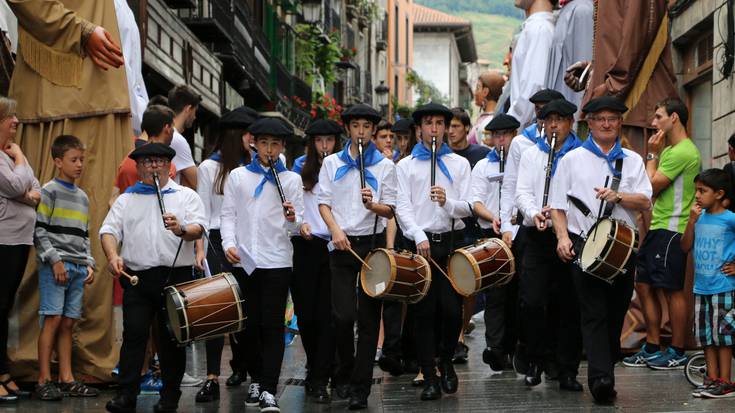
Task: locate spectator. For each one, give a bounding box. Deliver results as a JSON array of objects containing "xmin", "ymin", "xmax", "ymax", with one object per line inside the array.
[
  {"xmin": 0, "ymin": 96, "xmax": 39, "ymax": 403},
  {"xmin": 468, "ymin": 72, "xmax": 505, "ymax": 146},
  {"xmin": 373, "ymin": 120, "xmax": 395, "ymax": 160},
  {"xmin": 168, "ymin": 85, "xmax": 202, "ymax": 189},
  {"xmin": 34, "ymin": 135, "xmax": 98, "ymax": 400},
  {"xmin": 723, "ymin": 133, "xmax": 735, "ymax": 212}
]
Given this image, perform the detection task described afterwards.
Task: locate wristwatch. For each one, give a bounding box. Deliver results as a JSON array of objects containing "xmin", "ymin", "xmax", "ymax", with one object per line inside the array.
[{"xmin": 646, "ymin": 153, "xmax": 659, "ymax": 161}]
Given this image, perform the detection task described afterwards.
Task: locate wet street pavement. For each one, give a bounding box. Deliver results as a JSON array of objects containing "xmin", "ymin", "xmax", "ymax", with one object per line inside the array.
[{"xmin": 1, "ymin": 316, "xmax": 733, "ymax": 412}]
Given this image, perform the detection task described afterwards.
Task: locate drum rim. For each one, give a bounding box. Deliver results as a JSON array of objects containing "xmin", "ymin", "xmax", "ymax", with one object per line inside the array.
[
  {"xmin": 447, "ymin": 249, "xmax": 478, "ymax": 297},
  {"xmin": 448, "ymin": 238, "xmax": 515, "ymax": 296},
  {"xmin": 360, "ymin": 248, "xmax": 398, "ymax": 299},
  {"xmin": 221, "ymin": 272, "xmax": 247, "ymax": 333},
  {"xmin": 164, "ymin": 285, "xmax": 189, "ymax": 343},
  {"xmin": 581, "ymin": 219, "xmax": 636, "ymax": 280}
]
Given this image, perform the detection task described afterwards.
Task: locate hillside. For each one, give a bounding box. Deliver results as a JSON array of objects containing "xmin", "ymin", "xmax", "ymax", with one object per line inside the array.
[{"xmin": 414, "ymin": 0, "xmax": 522, "ymax": 69}]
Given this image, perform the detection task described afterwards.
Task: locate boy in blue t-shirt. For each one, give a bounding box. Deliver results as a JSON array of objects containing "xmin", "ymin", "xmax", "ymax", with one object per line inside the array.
[{"xmin": 681, "ymin": 168, "xmax": 735, "ymax": 398}]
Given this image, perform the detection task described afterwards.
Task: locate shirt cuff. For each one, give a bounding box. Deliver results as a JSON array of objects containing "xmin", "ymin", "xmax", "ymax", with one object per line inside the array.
[
  {"xmin": 501, "ymin": 222, "xmax": 514, "ymax": 234},
  {"xmin": 413, "ymin": 229, "xmax": 428, "ymax": 245}
]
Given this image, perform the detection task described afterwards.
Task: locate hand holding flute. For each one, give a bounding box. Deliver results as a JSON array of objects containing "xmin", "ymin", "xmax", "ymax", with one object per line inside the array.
[{"xmin": 538, "ymin": 132, "xmax": 557, "ymax": 230}]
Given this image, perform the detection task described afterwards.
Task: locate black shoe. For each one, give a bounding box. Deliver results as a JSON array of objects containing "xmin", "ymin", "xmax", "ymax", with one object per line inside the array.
[
  {"xmin": 590, "ymin": 377, "xmax": 616, "ymax": 404},
  {"xmin": 403, "ymin": 358, "xmax": 420, "ymax": 374},
  {"xmin": 348, "ymin": 393, "xmax": 368, "ymax": 410},
  {"xmin": 452, "ymin": 342, "xmax": 469, "ymax": 364},
  {"xmin": 438, "ymin": 360, "xmax": 458, "ymax": 394},
  {"xmin": 513, "ymin": 352, "xmax": 529, "ymax": 376},
  {"xmin": 544, "ymin": 360, "xmax": 560, "ymax": 381},
  {"xmin": 154, "ymin": 394, "xmax": 180, "ymax": 413},
  {"xmin": 226, "ymin": 371, "xmax": 246, "ymax": 387},
  {"xmin": 482, "ymin": 347, "xmax": 505, "ymax": 371},
  {"xmin": 105, "ymin": 394, "xmax": 136, "ymax": 413},
  {"xmin": 559, "ymin": 376, "xmax": 583, "ymax": 392},
  {"xmin": 378, "ymin": 356, "xmax": 404, "ymax": 376},
  {"xmin": 312, "ymin": 385, "xmax": 330, "ymax": 404},
  {"xmin": 420, "ymin": 378, "xmax": 442, "ymax": 401},
  {"xmin": 524, "ymin": 363, "xmax": 542, "ymax": 386},
  {"xmin": 195, "ymin": 379, "xmax": 220, "ymax": 403},
  {"xmin": 335, "ymin": 384, "xmax": 351, "ymax": 400}
]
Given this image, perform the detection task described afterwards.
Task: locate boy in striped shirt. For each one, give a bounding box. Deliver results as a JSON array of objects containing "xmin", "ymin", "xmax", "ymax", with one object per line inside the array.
[{"xmin": 34, "ymin": 135, "xmax": 97, "ymax": 400}]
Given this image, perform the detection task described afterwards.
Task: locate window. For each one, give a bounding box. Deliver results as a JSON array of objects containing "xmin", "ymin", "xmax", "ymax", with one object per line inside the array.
[{"xmin": 394, "ymin": 5, "xmax": 399, "ymax": 62}]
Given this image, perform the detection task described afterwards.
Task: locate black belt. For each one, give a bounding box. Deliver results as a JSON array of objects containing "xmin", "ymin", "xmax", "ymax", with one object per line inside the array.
[
  {"xmin": 347, "ymin": 231, "xmax": 385, "ymax": 245},
  {"xmin": 424, "ymin": 230, "xmax": 462, "ymax": 244}
]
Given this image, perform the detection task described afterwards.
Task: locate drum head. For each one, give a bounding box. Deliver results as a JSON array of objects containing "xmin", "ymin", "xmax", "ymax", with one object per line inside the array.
[
  {"xmin": 164, "ymin": 286, "xmax": 186, "ymax": 343},
  {"xmin": 448, "ymin": 252, "xmax": 477, "ymax": 297},
  {"xmin": 580, "ymin": 219, "xmax": 614, "ymax": 270},
  {"xmin": 362, "ymin": 249, "xmax": 393, "ymax": 297}
]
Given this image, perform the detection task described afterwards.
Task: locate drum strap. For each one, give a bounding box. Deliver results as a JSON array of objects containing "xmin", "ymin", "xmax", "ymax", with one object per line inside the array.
[{"xmin": 603, "ymin": 159, "xmax": 624, "ymax": 218}]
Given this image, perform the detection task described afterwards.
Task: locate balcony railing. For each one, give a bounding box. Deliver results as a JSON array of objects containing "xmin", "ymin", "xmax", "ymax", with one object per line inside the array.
[
  {"xmin": 292, "ymin": 76, "xmax": 313, "ymax": 108},
  {"xmin": 178, "ymin": 0, "xmax": 232, "ymax": 42},
  {"xmin": 163, "ymin": 0, "xmax": 196, "ymax": 8}
]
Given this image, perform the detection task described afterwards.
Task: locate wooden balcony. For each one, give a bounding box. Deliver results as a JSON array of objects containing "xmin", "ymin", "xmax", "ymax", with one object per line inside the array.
[
  {"xmin": 178, "ymin": 0, "xmax": 232, "ymax": 43},
  {"xmin": 163, "ymin": 0, "xmax": 196, "ymax": 8}
]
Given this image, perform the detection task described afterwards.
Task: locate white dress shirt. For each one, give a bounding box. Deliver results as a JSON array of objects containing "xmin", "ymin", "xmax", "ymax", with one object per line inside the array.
[
  {"xmin": 171, "ymin": 130, "xmax": 196, "ymax": 182},
  {"xmin": 515, "ymin": 143, "xmax": 558, "ymax": 227},
  {"xmin": 550, "ymin": 144, "xmax": 652, "ymax": 237},
  {"xmin": 396, "ymin": 152, "xmax": 472, "ymax": 244},
  {"xmin": 471, "ymin": 158, "xmax": 501, "ymax": 229},
  {"xmin": 301, "ymin": 182, "xmax": 331, "ymax": 241},
  {"xmin": 196, "ymin": 159, "xmax": 223, "ymax": 230},
  {"xmin": 100, "ymin": 180, "xmax": 207, "ymax": 271},
  {"xmin": 220, "ymin": 164, "xmax": 304, "ymax": 269},
  {"xmin": 317, "ymin": 153, "xmax": 397, "ymax": 236},
  {"xmin": 508, "ymin": 11, "xmax": 556, "ymax": 128},
  {"xmin": 500, "ymin": 132, "xmax": 539, "ymax": 233}
]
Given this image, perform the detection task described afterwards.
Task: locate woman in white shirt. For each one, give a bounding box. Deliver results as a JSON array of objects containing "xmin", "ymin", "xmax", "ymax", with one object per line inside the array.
[
  {"xmin": 291, "ymin": 119, "xmax": 342, "ymax": 404},
  {"xmin": 195, "ymin": 107, "xmax": 256, "ymax": 403}
]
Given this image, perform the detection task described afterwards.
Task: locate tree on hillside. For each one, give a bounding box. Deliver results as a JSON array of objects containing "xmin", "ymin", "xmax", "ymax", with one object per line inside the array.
[{"xmin": 414, "ymin": 0, "xmax": 523, "ymax": 19}]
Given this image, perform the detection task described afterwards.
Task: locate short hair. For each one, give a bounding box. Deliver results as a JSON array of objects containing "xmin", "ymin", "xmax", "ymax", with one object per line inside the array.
[
  {"xmin": 728, "ymin": 132, "xmax": 735, "ymax": 150},
  {"xmin": 656, "ymin": 97, "xmax": 689, "ymax": 128},
  {"xmin": 141, "ymin": 105, "xmax": 175, "ymax": 137},
  {"xmin": 694, "ymin": 168, "xmax": 731, "ymax": 197},
  {"xmin": 51, "ymin": 135, "xmax": 84, "ymax": 159},
  {"xmin": 167, "ymin": 85, "xmax": 202, "ymax": 114},
  {"xmin": 450, "ymin": 107, "xmax": 471, "ymax": 128},
  {"xmin": 0, "ymin": 96, "xmax": 16, "ymax": 119},
  {"xmin": 478, "ymin": 71, "xmax": 505, "ymax": 102},
  {"xmin": 148, "ymin": 95, "xmax": 169, "ymax": 108},
  {"xmin": 375, "ymin": 119, "xmax": 392, "ymax": 133}
]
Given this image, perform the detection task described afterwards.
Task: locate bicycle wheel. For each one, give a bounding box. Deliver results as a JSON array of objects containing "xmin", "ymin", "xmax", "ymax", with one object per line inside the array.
[{"xmin": 685, "ymin": 352, "xmax": 706, "ymax": 387}]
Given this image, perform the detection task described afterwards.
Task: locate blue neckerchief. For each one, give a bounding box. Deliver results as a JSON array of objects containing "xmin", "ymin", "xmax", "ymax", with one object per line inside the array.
[
  {"xmin": 536, "ymin": 132, "xmax": 582, "ymax": 176},
  {"xmin": 124, "ymin": 181, "xmax": 177, "ymax": 195},
  {"xmin": 54, "ymin": 178, "xmax": 76, "ymax": 190},
  {"xmin": 245, "ymin": 156, "xmax": 287, "ymax": 197},
  {"xmin": 581, "ymin": 134, "xmax": 627, "ymax": 177},
  {"xmin": 392, "ymin": 149, "xmax": 400, "ymax": 162},
  {"xmin": 521, "ymin": 123, "xmax": 539, "ymax": 143},
  {"xmin": 334, "ymin": 140, "xmax": 383, "ymax": 191},
  {"xmin": 292, "ymin": 155, "xmax": 306, "ymax": 173},
  {"xmin": 486, "ymin": 148, "xmax": 501, "ymax": 163},
  {"xmin": 411, "ymin": 142, "xmax": 454, "ymax": 182}
]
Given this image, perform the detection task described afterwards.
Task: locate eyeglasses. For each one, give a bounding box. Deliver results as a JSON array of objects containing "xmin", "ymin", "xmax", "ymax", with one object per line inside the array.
[
  {"xmin": 589, "ymin": 115, "xmax": 622, "ymax": 124},
  {"xmin": 140, "ymin": 157, "xmax": 169, "ymax": 167}
]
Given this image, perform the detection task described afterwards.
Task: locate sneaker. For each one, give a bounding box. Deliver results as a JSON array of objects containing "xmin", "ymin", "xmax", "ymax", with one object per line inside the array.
[
  {"xmin": 259, "ymin": 391, "xmax": 279, "ymax": 412},
  {"xmin": 701, "ymin": 380, "xmax": 735, "ymax": 398},
  {"xmin": 245, "ymin": 383, "xmax": 261, "ymax": 406},
  {"xmin": 646, "ymin": 347, "xmax": 687, "ymax": 370},
  {"xmin": 140, "ymin": 373, "xmax": 162, "ymax": 395},
  {"xmin": 623, "ymin": 348, "xmax": 663, "ymax": 367},
  {"xmin": 180, "ymin": 372, "xmax": 203, "ymax": 387},
  {"xmin": 692, "ymin": 377, "xmax": 718, "ymax": 397}
]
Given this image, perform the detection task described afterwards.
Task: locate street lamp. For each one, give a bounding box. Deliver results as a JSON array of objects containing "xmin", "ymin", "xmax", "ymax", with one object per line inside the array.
[
  {"xmin": 302, "ymin": 0, "xmax": 323, "ymax": 24},
  {"xmin": 374, "ymin": 80, "xmax": 389, "ymax": 116}
]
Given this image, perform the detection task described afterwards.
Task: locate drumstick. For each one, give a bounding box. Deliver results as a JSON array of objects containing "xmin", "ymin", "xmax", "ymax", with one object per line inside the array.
[
  {"xmin": 348, "ymin": 247, "xmax": 373, "ymax": 271},
  {"xmin": 593, "ymin": 176, "xmax": 611, "ymax": 241},
  {"xmin": 429, "ymin": 256, "xmax": 449, "ymax": 279},
  {"xmin": 119, "ymin": 270, "xmax": 139, "ymax": 286}
]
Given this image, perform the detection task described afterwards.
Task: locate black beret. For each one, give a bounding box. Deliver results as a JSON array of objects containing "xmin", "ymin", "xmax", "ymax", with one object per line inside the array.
[
  {"xmin": 529, "ymin": 88, "xmax": 565, "ymax": 104},
  {"xmin": 340, "ymin": 104, "xmax": 382, "ymax": 124},
  {"xmin": 248, "ymin": 117, "xmax": 293, "ymax": 138},
  {"xmin": 582, "ymin": 95, "xmax": 629, "ymax": 114},
  {"xmin": 220, "ymin": 106, "xmax": 258, "ymax": 129},
  {"xmin": 391, "ymin": 118, "xmax": 414, "ymax": 134},
  {"xmin": 305, "ymin": 119, "xmax": 343, "ymax": 136},
  {"xmin": 411, "ymin": 102, "xmax": 453, "ymax": 125},
  {"xmin": 129, "ymin": 142, "xmax": 176, "ymax": 160},
  {"xmin": 484, "ymin": 114, "xmax": 520, "ymax": 132},
  {"xmin": 538, "ymin": 99, "xmax": 578, "ymax": 119}
]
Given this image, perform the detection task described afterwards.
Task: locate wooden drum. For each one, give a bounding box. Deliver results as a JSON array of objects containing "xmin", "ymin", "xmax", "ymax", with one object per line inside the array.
[
  {"xmin": 579, "ymin": 218, "xmax": 639, "ymax": 283},
  {"xmin": 447, "ymin": 238, "xmax": 515, "ymax": 297},
  {"xmin": 360, "ymin": 249, "xmax": 431, "ymax": 304}
]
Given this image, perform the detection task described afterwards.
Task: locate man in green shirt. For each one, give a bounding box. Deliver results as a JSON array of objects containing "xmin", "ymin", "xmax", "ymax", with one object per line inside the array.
[{"xmin": 624, "ymin": 98, "xmax": 701, "ymax": 370}]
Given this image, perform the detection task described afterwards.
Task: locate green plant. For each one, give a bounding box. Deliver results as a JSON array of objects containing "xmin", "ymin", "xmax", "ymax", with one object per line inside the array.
[
  {"xmin": 311, "ymin": 92, "xmax": 343, "ymax": 123},
  {"xmin": 390, "ymin": 95, "xmax": 414, "ymax": 121},
  {"xmin": 295, "ymin": 24, "xmax": 343, "ymax": 87},
  {"xmin": 405, "ymin": 69, "xmax": 449, "ymax": 106},
  {"xmin": 349, "ymin": 0, "xmax": 381, "ymax": 24}
]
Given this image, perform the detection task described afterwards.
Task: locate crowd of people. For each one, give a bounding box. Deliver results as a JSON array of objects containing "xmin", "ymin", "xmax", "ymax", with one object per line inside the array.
[{"xmin": 1, "ymin": 1, "xmax": 735, "ymax": 413}]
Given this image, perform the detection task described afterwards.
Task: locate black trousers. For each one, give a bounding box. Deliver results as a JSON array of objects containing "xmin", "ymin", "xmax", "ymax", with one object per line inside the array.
[
  {"xmin": 483, "ymin": 227, "xmax": 523, "ymax": 355},
  {"xmin": 569, "ymin": 233, "xmax": 634, "ymax": 387},
  {"xmin": 330, "ymin": 232, "xmax": 385, "ymax": 396},
  {"xmin": 291, "ymin": 236, "xmax": 334, "ymax": 386},
  {"xmin": 118, "ymin": 266, "xmax": 192, "ymax": 400},
  {"xmin": 239, "ymin": 267, "xmax": 291, "ymax": 395},
  {"xmin": 201, "ymin": 229, "xmax": 246, "ymax": 377},
  {"xmin": 405, "ymin": 233, "xmax": 463, "ymax": 377},
  {"xmin": 0, "ymin": 244, "xmax": 29, "ymax": 375},
  {"xmin": 521, "ymin": 228, "xmax": 582, "ymax": 378}
]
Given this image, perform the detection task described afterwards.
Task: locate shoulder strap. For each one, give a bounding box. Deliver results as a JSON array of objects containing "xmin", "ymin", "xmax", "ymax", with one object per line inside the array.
[{"xmin": 603, "ymin": 158, "xmax": 624, "ymax": 217}]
